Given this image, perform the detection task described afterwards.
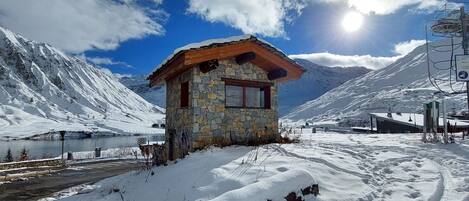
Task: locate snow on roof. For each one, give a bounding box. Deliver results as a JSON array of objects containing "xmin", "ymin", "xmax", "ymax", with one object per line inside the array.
[
  {"xmin": 370, "ymin": 113, "xmax": 469, "ymax": 128},
  {"xmin": 148, "ymin": 35, "xmax": 252, "ymax": 78},
  {"xmin": 147, "ymin": 34, "xmax": 299, "ymax": 79}
]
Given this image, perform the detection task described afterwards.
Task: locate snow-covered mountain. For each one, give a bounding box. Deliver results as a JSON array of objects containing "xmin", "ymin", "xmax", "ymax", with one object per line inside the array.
[
  {"xmin": 284, "ymin": 39, "xmax": 467, "ymax": 125},
  {"xmin": 279, "ymin": 59, "xmax": 370, "ymax": 115},
  {"xmin": 0, "ymin": 27, "xmax": 164, "ymax": 139},
  {"xmin": 118, "ymin": 75, "xmax": 166, "ymax": 108}
]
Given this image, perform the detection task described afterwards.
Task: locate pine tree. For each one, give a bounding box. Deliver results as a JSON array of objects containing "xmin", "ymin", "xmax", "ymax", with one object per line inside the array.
[
  {"xmin": 19, "ymin": 148, "xmax": 28, "ymax": 161},
  {"xmin": 4, "ymin": 148, "xmax": 13, "ymax": 162}
]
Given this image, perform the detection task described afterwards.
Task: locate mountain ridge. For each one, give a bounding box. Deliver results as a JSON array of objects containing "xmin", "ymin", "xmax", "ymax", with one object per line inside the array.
[
  {"xmin": 0, "ymin": 26, "xmax": 164, "ymax": 139},
  {"xmin": 283, "ymin": 39, "xmax": 467, "ymax": 126},
  {"xmin": 278, "ymin": 59, "xmax": 371, "ymax": 115}
]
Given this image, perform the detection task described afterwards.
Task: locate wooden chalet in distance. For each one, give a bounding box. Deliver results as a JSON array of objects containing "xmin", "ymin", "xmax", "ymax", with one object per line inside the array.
[{"xmin": 147, "ymin": 35, "xmax": 305, "ymax": 160}]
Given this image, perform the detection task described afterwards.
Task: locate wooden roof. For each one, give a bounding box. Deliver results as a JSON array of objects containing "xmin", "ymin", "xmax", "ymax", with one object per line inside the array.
[{"xmin": 147, "ymin": 35, "xmax": 305, "ymax": 87}]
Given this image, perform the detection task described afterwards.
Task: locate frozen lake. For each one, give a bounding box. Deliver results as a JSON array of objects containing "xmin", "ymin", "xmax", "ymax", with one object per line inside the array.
[{"xmin": 0, "ymin": 134, "xmax": 165, "ymax": 160}]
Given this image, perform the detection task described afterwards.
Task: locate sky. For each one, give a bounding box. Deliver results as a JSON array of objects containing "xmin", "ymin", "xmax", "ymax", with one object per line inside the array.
[{"xmin": 0, "ymin": 0, "xmax": 465, "ymax": 75}]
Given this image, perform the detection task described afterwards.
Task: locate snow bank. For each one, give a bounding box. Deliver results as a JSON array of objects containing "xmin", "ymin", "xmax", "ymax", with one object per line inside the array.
[
  {"xmin": 211, "ymin": 169, "xmax": 316, "ymax": 201},
  {"xmin": 60, "ymin": 147, "xmax": 143, "ymax": 161},
  {"xmin": 54, "ymin": 131, "xmax": 469, "ymax": 201}
]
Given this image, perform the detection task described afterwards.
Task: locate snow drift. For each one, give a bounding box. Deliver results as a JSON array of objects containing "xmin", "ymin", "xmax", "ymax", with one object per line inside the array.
[{"xmin": 0, "ymin": 26, "xmax": 164, "ymax": 139}]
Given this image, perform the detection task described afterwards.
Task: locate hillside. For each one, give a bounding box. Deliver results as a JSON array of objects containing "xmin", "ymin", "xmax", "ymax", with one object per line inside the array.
[
  {"xmin": 279, "ymin": 59, "xmax": 370, "ymax": 115},
  {"xmin": 0, "ymin": 27, "xmax": 164, "ymax": 139},
  {"xmin": 118, "ymin": 75, "xmax": 166, "ymax": 108},
  {"xmin": 283, "ymin": 39, "xmax": 467, "ymax": 125}
]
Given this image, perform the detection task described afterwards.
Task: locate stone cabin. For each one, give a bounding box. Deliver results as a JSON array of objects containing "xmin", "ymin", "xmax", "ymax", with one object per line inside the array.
[{"xmin": 147, "ymin": 35, "xmax": 305, "ymax": 160}]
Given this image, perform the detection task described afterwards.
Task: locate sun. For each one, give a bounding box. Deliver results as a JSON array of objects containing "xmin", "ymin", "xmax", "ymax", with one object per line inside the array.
[{"xmin": 342, "ymin": 11, "xmax": 364, "ymax": 32}]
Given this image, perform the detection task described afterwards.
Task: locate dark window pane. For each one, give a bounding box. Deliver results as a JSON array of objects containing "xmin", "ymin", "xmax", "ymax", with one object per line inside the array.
[
  {"xmin": 180, "ymin": 82, "xmax": 189, "ymax": 107},
  {"xmin": 264, "ymin": 86, "xmax": 271, "ymax": 109},
  {"xmin": 226, "ymin": 85, "xmax": 243, "ymax": 107}
]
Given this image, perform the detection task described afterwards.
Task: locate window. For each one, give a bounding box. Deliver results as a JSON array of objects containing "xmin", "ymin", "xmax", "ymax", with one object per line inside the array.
[
  {"xmin": 226, "ymin": 85, "xmax": 243, "ymax": 107},
  {"xmin": 180, "ymin": 81, "xmax": 189, "ymax": 108},
  {"xmin": 223, "ymin": 78, "xmax": 271, "ymax": 109},
  {"xmin": 246, "ymin": 87, "xmax": 264, "ymax": 108}
]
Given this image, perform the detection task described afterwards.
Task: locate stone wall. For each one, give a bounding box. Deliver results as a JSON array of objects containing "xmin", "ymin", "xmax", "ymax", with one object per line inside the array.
[
  {"xmin": 165, "ymin": 68, "xmax": 193, "ymax": 158},
  {"xmin": 191, "ymin": 58, "xmax": 278, "ymax": 148},
  {"xmin": 0, "ymin": 158, "xmax": 64, "ymax": 170},
  {"xmin": 165, "ymin": 58, "xmax": 279, "ymax": 154}
]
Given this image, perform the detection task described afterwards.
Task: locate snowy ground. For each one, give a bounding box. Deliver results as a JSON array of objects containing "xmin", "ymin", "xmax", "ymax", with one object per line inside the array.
[{"xmin": 51, "ymin": 131, "xmax": 469, "ymax": 201}]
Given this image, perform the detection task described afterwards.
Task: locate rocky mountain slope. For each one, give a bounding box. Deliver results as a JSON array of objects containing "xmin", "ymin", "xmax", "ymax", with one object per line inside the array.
[
  {"xmin": 118, "ymin": 75, "xmax": 166, "ymax": 108},
  {"xmin": 283, "ymin": 39, "xmax": 467, "ymax": 126},
  {"xmin": 279, "ymin": 59, "xmax": 370, "ymax": 115},
  {"xmin": 0, "ymin": 27, "xmax": 164, "ymax": 139}
]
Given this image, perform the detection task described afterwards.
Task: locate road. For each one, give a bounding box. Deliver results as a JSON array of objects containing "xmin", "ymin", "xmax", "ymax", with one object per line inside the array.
[{"xmin": 0, "ymin": 160, "xmax": 140, "ymax": 201}]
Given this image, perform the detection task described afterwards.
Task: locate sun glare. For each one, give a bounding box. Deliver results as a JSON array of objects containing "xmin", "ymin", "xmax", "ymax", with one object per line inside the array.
[{"xmin": 342, "ymin": 11, "xmax": 364, "ymax": 32}]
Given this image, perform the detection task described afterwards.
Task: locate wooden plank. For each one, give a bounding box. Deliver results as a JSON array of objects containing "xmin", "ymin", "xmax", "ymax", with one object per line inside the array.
[
  {"xmin": 149, "ymin": 53, "xmax": 186, "ymax": 86},
  {"xmin": 268, "ymin": 69, "xmax": 288, "ymax": 80},
  {"xmin": 149, "ymin": 40, "xmax": 305, "ymax": 86},
  {"xmin": 199, "ymin": 59, "xmax": 219, "ymax": 73},
  {"xmin": 165, "ymin": 64, "xmax": 193, "ymax": 82},
  {"xmin": 221, "ymin": 77, "xmax": 273, "ymax": 87},
  {"xmin": 184, "ymin": 41, "xmax": 303, "ymax": 80},
  {"xmin": 235, "ymin": 52, "xmax": 256, "ymax": 65},
  {"xmin": 184, "ymin": 43, "xmax": 252, "ymax": 65},
  {"xmin": 246, "ymin": 42, "xmax": 303, "ymax": 79}
]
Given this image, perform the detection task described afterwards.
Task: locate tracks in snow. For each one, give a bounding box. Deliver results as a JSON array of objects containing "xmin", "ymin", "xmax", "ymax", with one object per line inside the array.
[{"xmin": 272, "ymin": 134, "xmax": 468, "ymax": 200}]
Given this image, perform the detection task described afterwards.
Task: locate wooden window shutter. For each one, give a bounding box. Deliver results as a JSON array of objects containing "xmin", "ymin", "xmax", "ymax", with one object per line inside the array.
[
  {"xmin": 264, "ymin": 86, "xmax": 271, "ymax": 109},
  {"xmin": 180, "ymin": 82, "xmax": 189, "ymax": 108}
]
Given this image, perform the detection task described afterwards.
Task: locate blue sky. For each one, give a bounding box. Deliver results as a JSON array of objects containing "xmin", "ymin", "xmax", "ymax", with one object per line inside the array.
[{"xmin": 0, "ymin": 0, "xmax": 464, "ymax": 75}]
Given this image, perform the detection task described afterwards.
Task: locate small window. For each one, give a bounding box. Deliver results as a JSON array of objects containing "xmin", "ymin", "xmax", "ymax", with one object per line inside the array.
[
  {"xmin": 226, "ymin": 85, "xmax": 243, "ymax": 107},
  {"xmin": 224, "ymin": 78, "xmax": 271, "ymax": 109},
  {"xmin": 180, "ymin": 81, "xmax": 189, "ymax": 108}
]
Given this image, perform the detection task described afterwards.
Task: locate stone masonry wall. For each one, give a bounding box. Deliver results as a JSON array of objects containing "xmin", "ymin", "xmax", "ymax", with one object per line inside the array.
[
  {"xmin": 190, "ymin": 58, "xmax": 278, "ymax": 148},
  {"xmin": 165, "ymin": 58, "xmax": 279, "ymax": 154},
  {"xmin": 165, "ymin": 68, "xmax": 193, "ymax": 158}
]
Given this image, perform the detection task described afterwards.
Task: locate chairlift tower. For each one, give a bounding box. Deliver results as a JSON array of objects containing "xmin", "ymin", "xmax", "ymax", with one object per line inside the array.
[{"xmin": 430, "ymin": 6, "xmax": 469, "ymax": 110}]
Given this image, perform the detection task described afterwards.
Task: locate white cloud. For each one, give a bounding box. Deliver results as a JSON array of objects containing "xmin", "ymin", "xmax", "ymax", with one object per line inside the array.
[
  {"xmin": 393, "ymin": 39, "xmax": 426, "ymax": 55},
  {"xmin": 290, "ymin": 53, "xmax": 398, "ymax": 69},
  {"xmin": 0, "ymin": 0, "xmax": 167, "ymax": 53},
  {"xmin": 187, "ymin": 0, "xmax": 306, "ymax": 38},
  {"xmin": 87, "ymin": 57, "xmax": 133, "ymax": 68},
  {"xmin": 317, "ymin": 0, "xmax": 461, "ymax": 15},
  {"xmin": 289, "ymin": 39, "xmax": 425, "ymax": 69},
  {"xmin": 113, "ymin": 73, "xmax": 134, "ymax": 79},
  {"xmin": 186, "ymin": 0, "xmax": 457, "ymax": 39}
]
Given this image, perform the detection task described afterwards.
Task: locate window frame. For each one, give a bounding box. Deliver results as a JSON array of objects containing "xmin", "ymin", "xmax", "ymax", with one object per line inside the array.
[{"xmin": 222, "ymin": 78, "xmax": 272, "ymax": 109}]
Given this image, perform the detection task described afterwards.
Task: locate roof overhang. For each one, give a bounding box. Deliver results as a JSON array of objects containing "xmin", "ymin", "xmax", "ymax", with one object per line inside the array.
[{"xmin": 147, "ymin": 37, "xmax": 305, "ymax": 87}]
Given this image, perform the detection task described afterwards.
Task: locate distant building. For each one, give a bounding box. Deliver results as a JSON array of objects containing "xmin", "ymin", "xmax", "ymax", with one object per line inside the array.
[
  {"xmin": 147, "ymin": 35, "xmax": 305, "ymax": 160},
  {"xmin": 369, "ymin": 113, "xmax": 469, "ymax": 133}
]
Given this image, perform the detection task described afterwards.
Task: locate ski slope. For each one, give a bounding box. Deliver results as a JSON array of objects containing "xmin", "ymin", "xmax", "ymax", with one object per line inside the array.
[{"xmin": 283, "ymin": 39, "xmax": 467, "ymax": 126}]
